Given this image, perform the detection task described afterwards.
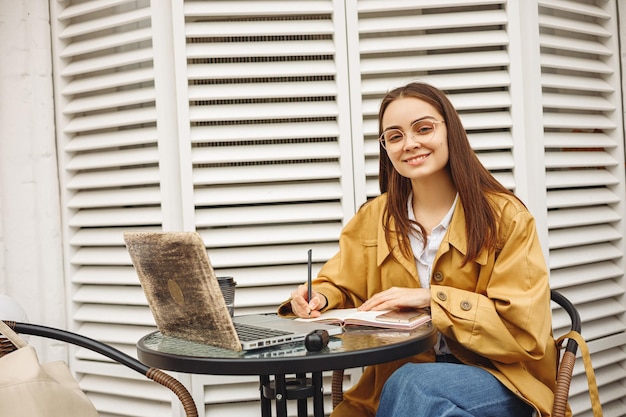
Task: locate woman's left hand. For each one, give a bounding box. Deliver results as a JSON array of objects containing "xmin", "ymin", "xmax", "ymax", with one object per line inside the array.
[{"xmin": 358, "ymin": 287, "xmax": 431, "ymax": 311}]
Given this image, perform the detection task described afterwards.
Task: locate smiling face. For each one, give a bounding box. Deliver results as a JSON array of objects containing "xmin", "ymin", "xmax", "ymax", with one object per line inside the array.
[{"xmin": 380, "ymin": 97, "xmax": 450, "ymax": 184}]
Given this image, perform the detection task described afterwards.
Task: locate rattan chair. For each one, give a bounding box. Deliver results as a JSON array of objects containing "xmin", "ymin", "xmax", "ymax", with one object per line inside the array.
[
  {"xmin": 0, "ymin": 320, "xmax": 198, "ymax": 417},
  {"xmin": 331, "ymin": 289, "xmax": 583, "ymax": 417}
]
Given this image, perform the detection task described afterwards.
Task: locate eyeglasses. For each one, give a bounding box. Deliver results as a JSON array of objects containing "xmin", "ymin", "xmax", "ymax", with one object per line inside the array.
[{"xmin": 379, "ymin": 119, "xmax": 445, "ymax": 150}]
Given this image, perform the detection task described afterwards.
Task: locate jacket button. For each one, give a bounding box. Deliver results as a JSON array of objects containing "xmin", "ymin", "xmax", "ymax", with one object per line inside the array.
[
  {"xmin": 460, "ymin": 301, "xmax": 472, "ymax": 311},
  {"xmin": 437, "ymin": 292, "xmax": 447, "ymax": 301},
  {"xmin": 433, "ymin": 272, "xmax": 444, "ymax": 282}
]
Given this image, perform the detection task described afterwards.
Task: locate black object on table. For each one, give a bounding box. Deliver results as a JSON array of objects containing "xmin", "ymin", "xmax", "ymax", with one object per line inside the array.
[{"xmin": 137, "ymin": 321, "xmax": 437, "ymax": 417}]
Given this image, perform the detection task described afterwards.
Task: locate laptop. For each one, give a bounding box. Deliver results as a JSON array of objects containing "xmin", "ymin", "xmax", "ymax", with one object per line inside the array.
[{"xmin": 123, "ymin": 231, "xmax": 342, "ymax": 351}]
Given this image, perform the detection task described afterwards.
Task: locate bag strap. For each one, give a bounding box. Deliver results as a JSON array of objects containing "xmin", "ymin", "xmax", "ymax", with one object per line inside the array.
[
  {"xmin": 0, "ymin": 320, "xmax": 27, "ymax": 349},
  {"xmin": 556, "ymin": 330, "xmax": 603, "ymax": 417}
]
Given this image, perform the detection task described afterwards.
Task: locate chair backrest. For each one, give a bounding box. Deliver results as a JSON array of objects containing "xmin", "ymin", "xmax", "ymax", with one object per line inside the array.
[
  {"xmin": 0, "ymin": 321, "xmax": 198, "ymax": 417},
  {"xmin": 550, "ymin": 289, "xmax": 581, "ymax": 417},
  {"xmin": 551, "ymin": 289, "xmax": 581, "ymax": 347}
]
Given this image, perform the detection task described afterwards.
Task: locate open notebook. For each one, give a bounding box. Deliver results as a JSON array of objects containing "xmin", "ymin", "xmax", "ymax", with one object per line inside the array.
[
  {"xmin": 124, "ymin": 231, "xmax": 342, "ymax": 351},
  {"xmin": 296, "ymin": 307, "xmax": 431, "ymax": 330}
]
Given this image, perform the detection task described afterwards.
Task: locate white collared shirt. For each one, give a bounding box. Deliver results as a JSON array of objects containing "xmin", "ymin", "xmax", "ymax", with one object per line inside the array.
[
  {"xmin": 407, "ymin": 193, "xmax": 458, "ymax": 289},
  {"xmin": 407, "ymin": 193, "xmax": 458, "ymax": 355}
]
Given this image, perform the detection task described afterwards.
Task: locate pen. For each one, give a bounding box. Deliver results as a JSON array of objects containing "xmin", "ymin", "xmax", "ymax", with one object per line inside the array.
[{"xmin": 307, "ymin": 249, "xmax": 313, "ymax": 313}]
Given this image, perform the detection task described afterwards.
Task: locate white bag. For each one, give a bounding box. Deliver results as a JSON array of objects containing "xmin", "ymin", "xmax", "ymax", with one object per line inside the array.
[{"xmin": 0, "ymin": 320, "xmax": 99, "ymax": 417}]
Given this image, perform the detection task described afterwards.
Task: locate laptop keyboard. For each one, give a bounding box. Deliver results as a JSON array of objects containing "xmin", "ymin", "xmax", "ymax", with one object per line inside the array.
[{"xmin": 233, "ymin": 322, "xmax": 293, "ymax": 342}]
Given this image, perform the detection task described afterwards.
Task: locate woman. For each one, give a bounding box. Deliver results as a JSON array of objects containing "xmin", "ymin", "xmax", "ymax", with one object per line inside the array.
[{"xmin": 279, "ymin": 82, "xmax": 558, "ymax": 417}]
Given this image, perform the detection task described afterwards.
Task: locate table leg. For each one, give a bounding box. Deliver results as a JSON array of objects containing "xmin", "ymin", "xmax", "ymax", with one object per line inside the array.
[
  {"xmin": 260, "ymin": 375, "xmax": 272, "ymax": 417},
  {"xmin": 274, "ymin": 374, "xmax": 288, "ymax": 417},
  {"xmin": 295, "ymin": 373, "xmax": 307, "ymax": 417},
  {"xmin": 312, "ymin": 371, "xmax": 324, "ymax": 417},
  {"xmin": 259, "ymin": 373, "xmax": 319, "ymax": 417}
]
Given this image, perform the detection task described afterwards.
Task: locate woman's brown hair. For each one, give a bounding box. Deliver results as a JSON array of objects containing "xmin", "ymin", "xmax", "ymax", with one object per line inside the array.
[{"xmin": 378, "ymin": 82, "xmax": 521, "ymax": 265}]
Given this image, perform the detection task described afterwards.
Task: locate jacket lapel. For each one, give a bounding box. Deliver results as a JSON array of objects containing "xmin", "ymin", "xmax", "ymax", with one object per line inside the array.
[
  {"xmin": 375, "ymin": 200, "xmax": 418, "ymax": 276},
  {"xmin": 438, "ymin": 199, "xmax": 488, "ymax": 266}
]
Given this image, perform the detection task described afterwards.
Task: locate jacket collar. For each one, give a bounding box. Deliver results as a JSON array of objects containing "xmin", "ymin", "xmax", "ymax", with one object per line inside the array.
[{"xmin": 376, "ymin": 197, "xmax": 489, "ymax": 267}]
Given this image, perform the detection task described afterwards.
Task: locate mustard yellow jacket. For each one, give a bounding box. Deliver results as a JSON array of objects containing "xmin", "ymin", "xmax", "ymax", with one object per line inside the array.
[{"xmin": 280, "ymin": 192, "xmax": 561, "ymax": 417}]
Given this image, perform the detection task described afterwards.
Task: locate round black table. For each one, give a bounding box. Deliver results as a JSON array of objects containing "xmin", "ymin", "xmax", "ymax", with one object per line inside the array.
[{"xmin": 137, "ymin": 322, "xmax": 436, "ymax": 417}]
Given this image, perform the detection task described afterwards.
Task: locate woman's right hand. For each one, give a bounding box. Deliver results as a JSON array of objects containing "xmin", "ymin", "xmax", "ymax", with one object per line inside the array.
[{"xmin": 290, "ymin": 283, "xmax": 327, "ymax": 318}]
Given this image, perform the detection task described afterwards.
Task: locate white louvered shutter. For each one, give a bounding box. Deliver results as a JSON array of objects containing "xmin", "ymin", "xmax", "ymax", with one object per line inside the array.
[
  {"xmin": 184, "ymin": 0, "xmax": 356, "ymax": 311},
  {"xmin": 537, "ymin": 0, "xmax": 626, "ymax": 415},
  {"xmin": 50, "ymin": 0, "xmax": 180, "ymax": 415},
  {"xmin": 346, "ymin": 0, "xmax": 626, "ymax": 415},
  {"xmin": 52, "ymin": 0, "xmax": 362, "ymax": 415},
  {"xmin": 181, "ymin": 1, "xmax": 360, "ymax": 414}
]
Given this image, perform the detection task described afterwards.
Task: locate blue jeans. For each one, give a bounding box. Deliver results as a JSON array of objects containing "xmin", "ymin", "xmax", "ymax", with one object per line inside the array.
[{"xmin": 375, "ymin": 362, "xmax": 534, "ymax": 417}]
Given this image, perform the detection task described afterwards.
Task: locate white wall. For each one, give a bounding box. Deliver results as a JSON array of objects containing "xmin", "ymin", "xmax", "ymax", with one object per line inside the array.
[{"xmin": 0, "ymin": 0, "xmax": 67, "ymax": 362}]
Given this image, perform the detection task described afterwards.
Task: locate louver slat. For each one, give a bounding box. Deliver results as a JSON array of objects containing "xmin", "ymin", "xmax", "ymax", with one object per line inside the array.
[
  {"xmin": 58, "ymin": 8, "xmax": 151, "ymax": 39},
  {"xmin": 550, "ymin": 261, "xmax": 622, "ymax": 289},
  {"xmin": 360, "ymin": 71, "xmax": 511, "ymax": 95},
  {"xmin": 537, "ymin": 0, "xmax": 610, "ymax": 19},
  {"xmin": 360, "ymin": 30, "xmax": 508, "ymax": 54},
  {"xmin": 64, "ymin": 87, "xmax": 156, "ymax": 114},
  {"xmin": 202, "ymin": 223, "xmax": 342, "ymax": 247},
  {"xmin": 546, "ymin": 169, "xmax": 618, "ymax": 188},
  {"xmin": 186, "ymin": 19, "xmax": 334, "ymax": 37},
  {"xmin": 194, "ymin": 163, "xmax": 341, "ymax": 185},
  {"xmin": 64, "ymin": 107, "xmax": 157, "ymax": 133},
  {"xmin": 358, "ymin": 9, "xmax": 507, "ymax": 33},
  {"xmin": 549, "ymin": 225, "xmax": 621, "ymax": 249},
  {"xmin": 65, "ymin": 127, "xmax": 158, "ymax": 151},
  {"xmin": 549, "ymin": 243, "xmax": 622, "ymax": 270},
  {"xmin": 195, "ymin": 203, "xmax": 343, "ymax": 227},
  {"xmin": 184, "ymin": 0, "xmax": 333, "ymax": 16},
  {"xmin": 194, "ymin": 182, "xmax": 344, "ymax": 206},
  {"xmin": 547, "ymin": 206, "xmax": 621, "ymax": 229},
  {"xmin": 191, "ymin": 121, "xmax": 339, "ymax": 143},
  {"xmin": 192, "ymin": 142, "xmax": 340, "ymax": 164},
  {"xmin": 546, "ymin": 188, "xmax": 620, "ymax": 209},
  {"xmin": 188, "ymin": 61, "xmax": 337, "ymax": 80},
  {"xmin": 67, "ymin": 147, "xmax": 159, "ymax": 170},
  {"xmin": 199, "ymin": 242, "xmax": 342, "ymax": 269},
  {"xmin": 67, "ymin": 167, "xmax": 160, "ymax": 189},
  {"xmin": 62, "ymin": 49, "xmax": 153, "ymax": 77},
  {"xmin": 361, "ymin": 50, "xmax": 510, "ymax": 75},
  {"xmin": 68, "ymin": 188, "xmax": 161, "ymax": 209},
  {"xmin": 541, "ymin": 54, "xmax": 613, "ymax": 74},
  {"xmin": 60, "ymin": 27, "xmax": 153, "ymax": 58},
  {"xmin": 58, "ymin": 0, "xmax": 139, "ymax": 20},
  {"xmin": 68, "ymin": 207, "xmax": 162, "ymax": 227}
]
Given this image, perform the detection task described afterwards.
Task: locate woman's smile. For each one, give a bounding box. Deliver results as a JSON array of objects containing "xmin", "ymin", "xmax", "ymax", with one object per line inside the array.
[{"xmin": 404, "ymin": 152, "xmax": 431, "ymax": 165}]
